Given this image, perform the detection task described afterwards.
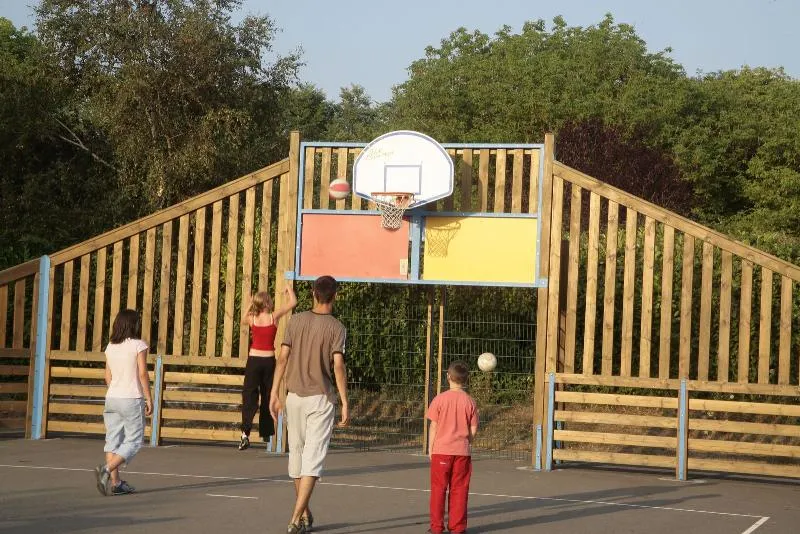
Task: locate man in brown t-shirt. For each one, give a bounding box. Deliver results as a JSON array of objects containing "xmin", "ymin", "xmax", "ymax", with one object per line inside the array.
[{"xmin": 270, "ymin": 275, "xmax": 348, "ymax": 534}]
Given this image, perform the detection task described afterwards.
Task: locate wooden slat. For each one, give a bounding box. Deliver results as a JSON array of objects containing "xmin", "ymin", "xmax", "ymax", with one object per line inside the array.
[
  {"xmin": 161, "ymin": 408, "xmax": 242, "ymax": 423},
  {"xmin": 778, "ymin": 276, "xmax": 792, "ymax": 385},
  {"xmin": 335, "ymin": 148, "xmax": 348, "ymax": 210},
  {"xmin": 620, "ymin": 208, "xmax": 637, "ymax": 376},
  {"xmin": 688, "ymin": 457, "xmax": 800, "ymax": 479},
  {"xmin": 12, "ymin": 279, "xmax": 24, "ymax": 349},
  {"xmin": 0, "ymin": 348, "xmax": 29, "ymax": 358},
  {"xmin": 59, "ymin": 263, "xmax": 73, "ymax": 351},
  {"xmin": 222, "ymin": 195, "xmax": 239, "ymax": 358},
  {"xmin": 47, "ymin": 421, "xmax": 106, "ymax": 434},
  {"xmin": 0, "ymin": 258, "xmax": 38, "ymax": 287},
  {"xmin": 206, "ymin": 201, "xmax": 223, "ymax": 357},
  {"xmin": 163, "ymin": 355, "xmax": 246, "ymax": 368},
  {"xmin": 0, "ymin": 285, "xmax": 7, "ymax": 347},
  {"xmin": 160, "ymin": 427, "xmax": 240, "ymax": 441},
  {"xmin": 239, "ymin": 188, "xmax": 256, "ymax": 359},
  {"xmin": 303, "ymin": 146, "xmax": 315, "ymax": 210},
  {"xmin": 555, "ymin": 391, "xmax": 678, "ymax": 409},
  {"xmin": 690, "ymin": 418, "xmax": 800, "ymax": 438},
  {"xmin": 528, "ymin": 149, "xmax": 540, "ymax": 214},
  {"xmin": 258, "ymin": 180, "xmax": 274, "ymax": 290},
  {"xmin": 26, "ymin": 273, "xmax": 38, "ymax": 436},
  {"xmin": 545, "ymin": 174, "xmax": 565, "ymax": 374},
  {"xmin": 51, "ymin": 367, "xmax": 105, "ymax": 379},
  {"xmin": 687, "ymin": 380, "xmax": 799, "ymax": 397},
  {"xmin": 141, "ymin": 229, "xmax": 156, "ymax": 347},
  {"xmin": 48, "ymin": 403, "xmax": 104, "ymax": 416},
  {"xmin": 126, "ymin": 234, "xmax": 139, "ymax": 309},
  {"xmin": 110, "ymin": 241, "xmax": 122, "ymax": 319},
  {"xmin": 319, "ymin": 148, "xmax": 332, "ymax": 209},
  {"xmin": 460, "ymin": 149, "xmax": 473, "ymax": 211},
  {"xmin": 582, "ymin": 192, "xmax": 600, "ymax": 375},
  {"xmin": 639, "ymin": 217, "xmax": 656, "ymax": 378},
  {"xmin": 510, "ymin": 149, "xmax": 523, "ymax": 213},
  {"xmin": 42, "ymin": 267, "xmax": 54, "ymax": 437},
  {"xmin": 678, "ymin": 235, "xmax": 694, "ymax": 378},
  {"xmin": 0, "ymin": 400, "xmax": 27, "ymax": 412},
  {"xmin": 0, "ymin": 383, "xmax": 28, "ymax": 394},
  {"xmin": 493, "ymin": 149, "xmax": 507, "ymax": 213},
  {"xmin": 50, "ymin": 384, "xmax": 105, "ymax": 397},
  {"xmin": 0, "ymin": 417, "xmax": 26, "ymax": 429},
  {"xmin": 738, "ymin": 260, "xmax": 753, "ymax": 383},
  {"xmin": 189, "ymin": 209, "xmax": 205, "ymax": 357},
  {"xmin": 688, "ymin": 398, "xmax": 800, "ymax": 417},
  {"xmin": 601, "ymin": 201, "xmax": 618, "ymax": 376},
  {"xmin": 162, "ymin": 389, "xmax": 239, "ymax": 404},
  {"xmin": 554, "ymin": 162, "xmax": 800, "ymax": 282},
  {"xmin": 658, "ymin": 226, "xmax": 675, "ymax": 379},
  {"xmin": 75, "ymin": 255, "xmax": 90, "ymax": 352},
  {"xmin": 757, "ymin": 267, "xmax": 773, "ymax": 384},
  {"xmin": 556, "ymin": 373, "xmax": 677, "ymax": 390},
  {"xmin": 157, "ymin": 221, "xmax": 173, "ymax": 354},
  {"xmin": 553, "ymin": 449, "xmax": 675, "ymax": 469},
  {"xmin": 564, "ymin": 184, "xmax": 581, "ymax": 373},
  {"xmin": 556, "ymin": 410, "xmax": 677, "ymax": 429},
  {"xmin": 0, "ymin": 364, "xmax": 29, "ymax": 376},
  {"xmin": 350, "ymin": 148, "xmax": 364, "ymax": 210},
  {"xmin": 555, "ymin": 430, "xmax": 676, "ymax": 449},
  {"xmin": 477, "ymin": 149, "xmax": 489, "ymax": 211},
  {"xmin": 444, "ymin": 149, "xmax": 456, "ymax": 211},
  {"xmin": 718, "ymin": 251, "xmax": 733, "ymax": 382},
  {"xmin": 173, "ymin": 215, "xmax": 189, "ymax": 356},
  {"xmin": 165, "ymin": 372, "xmax": 243, "ymax": 386},
  {"xmin": 697, "ymin": 242, "xmax": 714, "ymax": 380}
]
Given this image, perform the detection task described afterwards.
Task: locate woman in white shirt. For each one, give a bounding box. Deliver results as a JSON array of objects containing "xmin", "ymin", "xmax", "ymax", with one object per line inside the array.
[{"xmin": 94, "ymin": 309, "xmax": 153, "ymax": 496}]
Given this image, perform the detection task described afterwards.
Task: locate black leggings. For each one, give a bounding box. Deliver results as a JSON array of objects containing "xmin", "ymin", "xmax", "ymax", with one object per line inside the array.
[{"xmin": 241, "ymin": 355, "xmax": 276, "ymax": 439}]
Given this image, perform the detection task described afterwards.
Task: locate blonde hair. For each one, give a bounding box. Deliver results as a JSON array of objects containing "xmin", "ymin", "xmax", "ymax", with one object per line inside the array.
[{"xmin": 247, "ymin": 291, "xmax": 274, "ymax": 316}]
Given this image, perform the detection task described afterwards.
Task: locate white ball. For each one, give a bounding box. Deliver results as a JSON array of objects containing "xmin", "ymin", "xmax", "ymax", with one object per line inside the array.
[
  {"xmin": 477, "ymin": 352, "xmax": 497, "ymax": 372},
  {"xmin": 328, "ymin": 178, "xmax": 351, "ymax": 200}
]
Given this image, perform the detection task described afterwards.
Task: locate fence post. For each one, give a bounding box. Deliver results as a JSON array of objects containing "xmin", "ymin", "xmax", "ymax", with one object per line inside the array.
[
  {"xmin": 545, "ymin": 372, "xmax": 556, "ymax": 471},
  {"xmin": 534, "ymin": 424, "xmax": 543, "ymax": 470},
  {"xmin": 150, "ymin": 354, "xmax": 164, "ymax": 447},
  {"xmin": 30, "ymin": 255, "xmax": 51, "ymax": 440},
  {"xmin": 676, "ymin": 378, "xmax": 689, "ymax": 480}
]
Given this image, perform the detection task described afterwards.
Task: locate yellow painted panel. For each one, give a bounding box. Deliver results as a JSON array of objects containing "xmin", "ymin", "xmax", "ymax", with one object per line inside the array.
[{"xmin": 423, "ymin": 216, "xmax": 537, "ymax": 283}]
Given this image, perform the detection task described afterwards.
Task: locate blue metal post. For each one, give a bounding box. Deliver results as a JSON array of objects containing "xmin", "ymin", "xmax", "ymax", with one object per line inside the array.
[
  {"xmin": 410, "ymin": 215, "xmax": 422, "ymax": 280},
  {"xmin": 150, "ymin": 355, "xmax": 164, "ymax": 447},
  {"xmin": 30, "ymin": 256, "xmax": 51, "ymax": 440},
  {"xmin": 545, "ymin": 372, "xmax": 556, "ymax": 471},
  {"xmin": 275, "ymin": 413, "xmax": 284, "ymax": 452},
  {"xmin": 677, "ymin": 378, "xmax": 688, "ymax": 481},
  {"xmin": 534, "ymin": 424, "xmax": 542, "ymax": 470}
]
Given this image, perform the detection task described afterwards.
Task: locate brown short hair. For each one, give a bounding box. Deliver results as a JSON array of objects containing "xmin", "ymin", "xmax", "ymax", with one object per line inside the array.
[
  {"xmin": 313, "ymin": 275, "xmax": 338, "ymax": 304},
  {"xmin": 447, "ymin": 360, "xmax": 469, "ymax": 386},
  {"xmin": 109, "ymin": 309, "xmax": 142, "ymax": 344}
]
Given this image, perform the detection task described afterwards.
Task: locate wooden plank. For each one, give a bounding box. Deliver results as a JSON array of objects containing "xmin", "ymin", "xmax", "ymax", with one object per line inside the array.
[
  {"xmin": 110, "ymin": 241, "xmax": 122, "ymax": 320},
  {"xmin": 189, "ymin": 209, "xmax": 205, "ymax": 357},
  {"xmin": 620, "ymin": 208, "xmax": 637, "ymax": 376},
  {"xmin": 47, "ymin": 421, "xmax": 106, "ymax": 434},
  {"xmin": 173, "ymin": 215, "xmax": 189, "ymax": 356},
  {"xmin": 545, "ymin": 174, "xmax": 565, "ymax": 374},
  {"xmin": 582, "ymin": 192, "xmax": 600, "ymax": 375},
  {"xmin": 157, "ymin": 221, "xmax": 173, "ymax": 354},
  {"xmin": 556, "ymin": 373, "xmax": 678, "ymax": 390},
  {"xmin": 49, "ymin": 159, "xmax": 289, "ymax": 266},
  {"xmin": 554, "ymin": 162, "xmax": 800, "ymax": 282},
  {"xmin": 303, "ymin": 146, "xmax": 315, "ymax": 210},
  {"xmin": 12, "ymin": 279, "xmax": 25, "ymax": 349},
  {"xmin": 336, "ymin": 147, "xmax": 348, "ymax": 211},
  {"xmin": 555, "ymin": 430, "xmax": 676, "ymax": 449},
  {"xmin": 553, "ymin": 449, "xmax": 675, "ymax": 469},
  {"xmin": 206, "ymin": 201, "xmax": 223, "ymax": 357},
  {"xmin": 460, "ymin": 149, "xmax": 473, "ymax": 211},
  {"xmin": 0, "ymin": 417, "xmax": 26, "ymax": 429},
  {"xmin": 443, "ymin": 149, "xmax": 456, "ymax": 211},
  {"xmin": 511, "ymin": 149, "xmax": 523, "ymax": 213},
  {"xmin": 718, "ymin": 251, "xmax": 733, "ymax": 382},
  {"xmin": 222, "ymin": 195, "xmax": 239, "ymax": 358},
  {"xmin": 239, "ymin": 188, "xmax": 256, "ymax": 359},
  {"xmin": 126, "ymin": 234, "xmax": 139, "ymax": 309},
  {"xmin": 757, "ymin": 267, "xmax": 772, "ymax": 384},
  {"xmin": 0, "ymin": 365, "xmax": 30, "ymax": 376},
  {"xmin": 162, "ymin": 390, "xmax": 240, "ymax": 404},
  {"xmin": 350, "ymin": 147, "xmax": 364, "ymax": 210},
  {"xmin": 75, "ymin": 255, "xmax": 90, "ymax": 352},
  {"xmin": 493, "ymin": 149, "xmax": 507, "ymax": 213},
  {"xmin": 0, "ymin": 285, "xmax": 6, "ymax": 347},
  {"xmin": 0, "ymin": 258, "xmax": 38, "ymax": 287},
  {"xmin": 0, "ymin": 383, "xmax": 28, "ymax": 394},
  {"xmin": 528, "ymin": 149, "xmax": 540, "ymax": 214},
  {"xmin": 49, "ymin": 384, "xmax": 105, "ymax": 397},
  {"xmin": 639, "ymin": 217, "xmax": 656, "ymax": 378},
  {"xmin": 555, "ymin": 410, "xmax": 677, "ymax": 429},
  {"xmin": 161, "ymin": 408, "xmax": 241, "ymax": 423},
  {"xmin": 688, "ymin": 458, "xmax": 800, "ymax": 479},
  {"xmin": 319, "ymin": 147, "xmax": 332, "ymax": 209},
  {"xmin": 48, "ymin": 403, "xmax": 104, "ymax": 416},
  {"xmin": 678, "ymin": 235, "xmax": 694, "ymax": 378},
  {"xmin": 688, "ymin": 398, "xmax": 800, "ymax": 417},
  {"xmin": 258, "ymin": 180, "xmax": 274, "ymax": 290},
  {"xmin": 478, "ymin": 149, "xmax": 489, "ymax": 212},
  {"xmin": 49, "ymin": 350, "xmax": 107, "ymax": 362},
  {"xmin": 658, "ymin": 226, "xmax": 675, "ymax": 379},
  {"xmin": 51, "ymin": 367, "xmax": 105, "ymax": 379},
  {"xmin": 25, "ymin": 273, "xmax": 37, "ymax": 437},
  {"xmin": 555, "ymin": 391, "xmax": 678, "ymax": 409},
  {"xmin": 686, "ymin": 380, "xmax": 799, "ymax": 397},
  {"xmin": 42, "ymin": 267, "xmax": 54, "ymax": 437},
  {"xmin": 0, "ymin": 400, "xmax": 27, "ymax": 412},
  {"xmin": 778, "ymin": 276, "xmax": 792, "ymax": 385},
  {"xmin": 140, "ymin": 229, "xmax": 156, "ymax": 348},
  {"xmin": 165, "ymin": 372, "xmax": 243, "ymax": 386},
  {"xmin": 689, "ymin": 418, "xmax": 800, "ymax": 437},
  {"xmin": 601, "ymin": 201, "xmax": 618, "ymax": 376},
  {"xmin": 738, "ymin": 260, "xmax": 753, "ymax": 383},
  {"xmin": 59, "ymin": 263, "xmax": 73, "ymax": 351},
  {"xmin": 564, "ymin": 184, "xmax": 581, "ymax": 373},
  {"xmin": 0, "ymin": 348, "xmax": 29, "ymax": 358},
  {"xmin": 160, "ymin": 427, "xmax": 240, "ymax": 441},
  {"xmin": 423, "ymin": 288, "xmax": 433, "ymax": 454},
  {"xmin": 437, "ymin": 287, "xmax": 446, "ymax": 394},
  {"xmin": 697, "ymin": 242, "xmax": 714, "ymax": 380}
]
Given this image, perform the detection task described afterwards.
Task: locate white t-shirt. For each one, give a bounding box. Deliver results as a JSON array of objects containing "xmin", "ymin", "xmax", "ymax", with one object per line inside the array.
[{"xmin": 105, "ymin": 338, "xmax": 149, "ymax": 399}]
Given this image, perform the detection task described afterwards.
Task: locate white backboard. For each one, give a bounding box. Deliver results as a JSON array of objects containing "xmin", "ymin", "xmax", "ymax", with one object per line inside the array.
[{"xmin": 353, "ymin": 131, "xmax": 454, "ymax": 208}]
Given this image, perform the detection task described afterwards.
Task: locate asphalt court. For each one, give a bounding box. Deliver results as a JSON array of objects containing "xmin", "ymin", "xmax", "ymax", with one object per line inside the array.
[{"xmin": 1, "ymin": 438, "xmax": 797, "ymax": 533}]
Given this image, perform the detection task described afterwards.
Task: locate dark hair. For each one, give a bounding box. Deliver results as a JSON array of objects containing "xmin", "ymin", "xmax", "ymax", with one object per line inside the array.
[
  {"xmin": 447, "ymin": 360, "xmax": 469, "ymax": 386},
  {"xmin": 109, "ymin": 309, "xmax": 142, "ymax": 344},
  {"xmin": 313, "ymin": 275, "xmax": 338, "ymax": 304}
]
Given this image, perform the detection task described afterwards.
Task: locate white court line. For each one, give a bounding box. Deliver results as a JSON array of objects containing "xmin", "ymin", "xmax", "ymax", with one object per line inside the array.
[
  {"xmin": 206, "ymin": 493, "xmax": 257, "ymax": 500},
  {"xmin": 0, "ymin": 464, "xmax": 768, "ymax": 524}
]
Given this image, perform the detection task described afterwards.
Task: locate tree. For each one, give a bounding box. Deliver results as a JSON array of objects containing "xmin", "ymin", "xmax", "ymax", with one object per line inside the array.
[{"xmin": 325, "ymin": 84, "xmax": 387, "ymax": 141}]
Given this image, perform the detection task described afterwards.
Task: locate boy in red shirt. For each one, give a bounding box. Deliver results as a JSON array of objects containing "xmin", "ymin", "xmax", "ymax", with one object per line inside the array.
[{"xmin": 427, "ymin": 360, "xmax": 479, "ymax": 534}]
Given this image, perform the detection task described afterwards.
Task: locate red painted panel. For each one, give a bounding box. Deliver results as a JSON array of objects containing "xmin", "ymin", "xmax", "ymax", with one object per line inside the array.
[{"xmin": 299, "ymin": 214, "xmax": 409, "ymax": 279}]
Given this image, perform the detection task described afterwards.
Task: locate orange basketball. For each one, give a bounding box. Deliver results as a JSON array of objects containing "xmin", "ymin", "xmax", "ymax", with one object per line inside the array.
[{"xmin": 329, "ymin": 179, "xmax": 351, "ymax": 200}]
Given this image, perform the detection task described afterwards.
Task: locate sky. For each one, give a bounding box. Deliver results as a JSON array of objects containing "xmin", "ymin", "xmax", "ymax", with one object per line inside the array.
[{"xmin": 2, "ymin": 0, "xmax": 798, "ymax": 103}]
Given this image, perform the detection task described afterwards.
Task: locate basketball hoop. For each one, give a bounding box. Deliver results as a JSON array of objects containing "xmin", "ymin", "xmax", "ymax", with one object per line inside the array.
[
  {"xmin": 426, "ymin": 221, "xmax": 460, "ymax": 257},
  {"xmin": 372, "ymin": 192, "xmax": 414, "ymax": 229}
]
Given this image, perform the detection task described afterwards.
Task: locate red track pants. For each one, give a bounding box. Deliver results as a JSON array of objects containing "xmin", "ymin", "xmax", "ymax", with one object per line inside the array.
[{"xmin": 429, "ymin": 454, "xmax": 472, "ymax": 533}]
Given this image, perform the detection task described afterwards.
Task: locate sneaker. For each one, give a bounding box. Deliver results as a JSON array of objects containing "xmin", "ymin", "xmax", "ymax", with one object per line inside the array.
[
  {"xmin": 300, "ymin": 512, "xmax": 314, "ymax": 532},
  {"xmin": 287, "ymin": 523, "xmax": 306, "ymax": 534},
  {"xmin": 94, "ymin": 464, "xmax": 112, "ymax": 496},
  {"xmin": 112, "ymin": 480, "xmax": 136, "ymax": 495},
  {"xmin": 238, "ymin": 435, "xmax": 250, "ymax": 451}
]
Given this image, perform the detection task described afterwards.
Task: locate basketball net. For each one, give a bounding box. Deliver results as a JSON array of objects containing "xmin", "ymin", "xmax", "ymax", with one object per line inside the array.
[
  {"xmin": 426, "ymin": 222, "xmax": 460, "ymax": 257},
  {"xmin": 372, "ymin": 192, "xmax": 414, "ymax": 229}
]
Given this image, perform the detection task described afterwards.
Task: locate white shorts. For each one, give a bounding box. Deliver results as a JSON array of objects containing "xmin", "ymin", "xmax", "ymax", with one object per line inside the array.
[{"xmin": 286, "ymin": 392, "xmax": 335, "ymax": 478}]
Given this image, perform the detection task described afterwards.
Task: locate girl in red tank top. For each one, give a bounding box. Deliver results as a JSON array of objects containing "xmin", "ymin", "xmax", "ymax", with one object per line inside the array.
[{"xmin": 238, "ymin": 285, "xmax": 297, "ymax": 451}]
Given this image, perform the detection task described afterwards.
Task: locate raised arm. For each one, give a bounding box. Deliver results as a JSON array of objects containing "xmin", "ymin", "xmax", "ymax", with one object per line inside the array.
[
  {"xmin": 333, "ymin": 352, "xmax": 349, "ymax": 427},
  {"xmin": 136, "ymin": 350, "xmax": 153, "ymax": 416},
  {"xmin": 240, "ymin": 294, "xmax": 254, "ymax": 326},
  {"xmin": 272, "ymin": 285, "xmax": 298, "ymax": 322}
]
